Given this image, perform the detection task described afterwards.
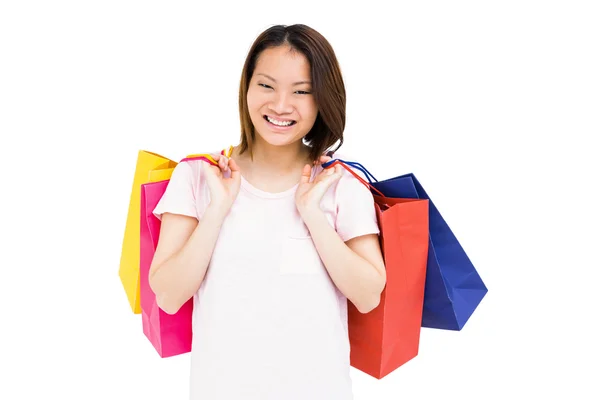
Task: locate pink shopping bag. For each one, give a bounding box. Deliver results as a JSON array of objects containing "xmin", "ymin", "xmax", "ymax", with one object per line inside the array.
[
  {"xmin": 140, "ymin": 180, "xmax": 193, "ymax": 358},
  {"xmin": 137, "ymin": 147, "xmax": 233, "ymax": 358}
]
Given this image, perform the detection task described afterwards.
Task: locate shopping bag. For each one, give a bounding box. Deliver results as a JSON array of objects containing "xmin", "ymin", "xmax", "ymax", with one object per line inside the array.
[
  {"xmin": 325, "ymin": 158, "xmax": 488, "ymax": 331},
  {"xmin": 140, "ymin": 180, "xmax": 193, "ymax": 357},
  {"xmin": 119, "ymin": 151, "xmax": 178, "ymax": 314},
  {"xmin": 139, "ymin": 147, "xmax": 233, "ymax": 358},
  {"xmin": 373, "ymin": 173, "xmax": 487, "ymax": 331},
  {"xmin": 323, "ymin": 160, "xmax": 429, "ymax": 379}
]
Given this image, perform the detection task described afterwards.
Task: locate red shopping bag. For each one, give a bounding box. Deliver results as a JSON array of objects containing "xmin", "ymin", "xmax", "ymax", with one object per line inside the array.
[
  {"xmin": 325, "ymin": 160, "xmax": 430, "ymax": 379},
  {"xmin": 139, "ymin": 147, "xmax": 233, "ymax": 358}
]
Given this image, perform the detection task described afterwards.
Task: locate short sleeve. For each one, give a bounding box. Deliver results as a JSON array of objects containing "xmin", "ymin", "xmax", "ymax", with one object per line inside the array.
[
  {"xmin": 334, "ymin": 166, "xmax": 380, "ymax": 242},
  {"xmin": 153, "ymin": 161, "xmax": 198, "ymax": 221}
]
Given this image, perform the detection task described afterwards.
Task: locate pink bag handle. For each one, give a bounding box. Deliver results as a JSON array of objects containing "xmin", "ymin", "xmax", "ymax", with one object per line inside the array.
[{"xmin": 179, "ymin": 145, "xmax": 234, "ymax": 164}]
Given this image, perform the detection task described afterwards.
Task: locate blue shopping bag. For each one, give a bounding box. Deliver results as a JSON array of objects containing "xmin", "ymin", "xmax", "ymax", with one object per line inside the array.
[{"xmin": 323, "ymin": 158, "xmax": 488, "ymax": 331}]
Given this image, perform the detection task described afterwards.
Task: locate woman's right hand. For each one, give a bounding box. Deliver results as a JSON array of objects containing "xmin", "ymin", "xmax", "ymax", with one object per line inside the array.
[{"xmin": 202, "ymin": 154, "xmax": 242, "ymax": 216}]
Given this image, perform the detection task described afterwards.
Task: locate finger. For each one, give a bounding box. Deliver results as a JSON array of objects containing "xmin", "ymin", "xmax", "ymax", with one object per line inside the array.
[
  {"xmin": 228, "ymin": 158, "xmax": 241, "ymax": 182},
  {"xmin": 222, "ymin": 155, "xmax": 233, "ymax": 175},
  {"xmin": 334, "ymin": 164, "xmax": 343, "ymax": 176},
  {"xmin": 319, "ymin": 164, "xmax": 343, "ymax": 186},
  {"xmin": 204, "ymin": 152, "xmax": 222, "ymax": 165},
  {"xmin": 299, "ymin": 164, "xmax": 312, "ymax": 184},
  {"xmin": 316, "ymin": 156, "xmax": 332, "ymax": 167},
  {"xmin": 205, "ymin": 161, "xmax": 222, "ymax": 178},
  {"xmin": 318, "ymin": 170, "xmax": 342, "ymax": 191},
  {"xmin": 312, "ymin": 165, "xmax": 334, "ymax": 184},
  {"xmin": 217, "ymin": 155, "xmax": 226, "ymax": 170},
  {"xmin": 309, "ymin": 170, "xmax": 341, "ymax": 200}
]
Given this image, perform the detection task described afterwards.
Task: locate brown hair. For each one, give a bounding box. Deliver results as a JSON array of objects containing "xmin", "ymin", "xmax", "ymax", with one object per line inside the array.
[{"xmin": 238, "ymin": 24, "xmax": 346, "ymax": 162}]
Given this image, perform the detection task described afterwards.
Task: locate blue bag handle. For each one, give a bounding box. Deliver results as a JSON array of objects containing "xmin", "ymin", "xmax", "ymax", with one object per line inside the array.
[{"xmin": 321, "ymin": 158, "xmax": 379, "ymax": 184}]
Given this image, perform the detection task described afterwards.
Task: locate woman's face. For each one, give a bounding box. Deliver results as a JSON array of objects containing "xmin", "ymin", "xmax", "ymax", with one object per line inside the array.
[{"xmin": 247, "ymin": 46, "xmax": 318, "ymax": 149}]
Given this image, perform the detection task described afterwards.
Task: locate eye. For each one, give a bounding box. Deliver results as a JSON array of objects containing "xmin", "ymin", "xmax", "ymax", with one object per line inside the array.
[
  {"xmin": 258, "ymin": 83, "xmax": 273, "ymax": 90},
  {"xmin": 295, "ymin": 90, "xmax": 312, "ymax": 95}
]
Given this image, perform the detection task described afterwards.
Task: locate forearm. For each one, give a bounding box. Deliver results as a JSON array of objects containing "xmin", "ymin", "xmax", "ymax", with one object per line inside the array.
[
  {"xmin": 151, "ymin": 205, "xmax": 227, "ymax": 314},
  {"xmin": 302, "ymin": 210, "xmax": 384, "ymax": 313}
]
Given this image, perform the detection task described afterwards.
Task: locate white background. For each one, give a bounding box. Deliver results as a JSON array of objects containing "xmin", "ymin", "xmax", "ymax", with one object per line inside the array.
[{"xmin": 1, "ymin": 1, "xmax": 599, "ymax": 399}]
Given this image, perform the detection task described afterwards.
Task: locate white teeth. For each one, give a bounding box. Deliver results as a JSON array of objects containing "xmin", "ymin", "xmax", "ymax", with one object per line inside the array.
[{"xmin": 266, "ymin": 116, "xmax": 293, "ymax": 126}]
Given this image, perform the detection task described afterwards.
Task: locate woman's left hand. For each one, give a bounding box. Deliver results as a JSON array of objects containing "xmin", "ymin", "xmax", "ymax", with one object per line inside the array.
[{"xmin": 295, "ymin": 155, "xmax": 343, "ymax": 218}]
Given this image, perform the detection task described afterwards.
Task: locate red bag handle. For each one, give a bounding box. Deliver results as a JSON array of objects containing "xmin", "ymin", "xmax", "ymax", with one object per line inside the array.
[{"xmin": 322, "ymin": 159, "xmax": 386, "ymax": 198}]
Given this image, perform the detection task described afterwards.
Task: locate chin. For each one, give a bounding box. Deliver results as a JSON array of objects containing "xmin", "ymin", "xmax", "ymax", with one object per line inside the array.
[
  {"xmin": 255, "ymin": 127, "xmax": 303, "ymax": 145},
  {"xmin": 258, "ymin": 132, "xmax": 300, "ymax": 147}
]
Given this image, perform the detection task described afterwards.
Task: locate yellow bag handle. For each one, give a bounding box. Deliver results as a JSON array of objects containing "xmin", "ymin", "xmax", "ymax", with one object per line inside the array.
[{"xmin": 183, "ymin": 145, "xmax": 234, "ymax": 165}]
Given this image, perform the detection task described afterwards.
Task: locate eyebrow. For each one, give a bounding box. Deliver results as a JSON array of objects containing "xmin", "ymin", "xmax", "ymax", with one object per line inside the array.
[{"xmin": 257, "ymin": 73, "xmax": 311, "ymax": 86}]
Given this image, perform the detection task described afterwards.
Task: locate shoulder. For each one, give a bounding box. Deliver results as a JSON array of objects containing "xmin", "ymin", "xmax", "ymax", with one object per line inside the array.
[
  {"xmin": 163, "ymin": 151, "xmax": 222, "ymax": 195},
  {"xmin": 323, "ymin": 150, "xmax": 380, "ymax": 240},
  {"xmin": 177, "ymin": 149, "xmax": 223, "ymax": 178},
  {"xmin": 323, "ymin": 150, "xmax": 370, "ymax": 187}
]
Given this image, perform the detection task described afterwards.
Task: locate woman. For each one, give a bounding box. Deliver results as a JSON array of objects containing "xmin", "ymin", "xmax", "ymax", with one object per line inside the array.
[{"xmin": 149, "ymin": 24, "xmax": 386, "ymax": 400}]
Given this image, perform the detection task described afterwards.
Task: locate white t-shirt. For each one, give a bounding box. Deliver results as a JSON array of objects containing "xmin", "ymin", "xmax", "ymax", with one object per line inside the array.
[{"xmin": 153, "ymin": 152, "xmax": 380, "ymax": 400}]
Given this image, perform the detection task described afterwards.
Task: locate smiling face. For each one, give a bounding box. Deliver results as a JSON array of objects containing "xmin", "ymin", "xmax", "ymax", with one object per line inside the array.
[{"xmin": 246, "ymin": 45, "xmax": 318, "ymax": 149}]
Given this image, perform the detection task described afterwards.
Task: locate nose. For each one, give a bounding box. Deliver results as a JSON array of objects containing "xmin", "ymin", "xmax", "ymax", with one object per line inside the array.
[{"xmin": 269, "ymin": 92, "xmax": 293, "ymax": 115}]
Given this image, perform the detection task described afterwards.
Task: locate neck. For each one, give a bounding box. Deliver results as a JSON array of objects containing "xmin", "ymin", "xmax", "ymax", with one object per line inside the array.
[{"xmin": 242, "ymin": 138, "xmax": 309, "ymax": 173}]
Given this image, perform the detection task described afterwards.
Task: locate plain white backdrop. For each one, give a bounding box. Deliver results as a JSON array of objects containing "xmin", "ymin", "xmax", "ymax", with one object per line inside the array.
[{"xmin": 1, "ymin": 1, "xmax": 598, "ymax": 399}]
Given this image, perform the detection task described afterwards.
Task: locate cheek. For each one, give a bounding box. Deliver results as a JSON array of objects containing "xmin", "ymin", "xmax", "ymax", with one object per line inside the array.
[
  {"xmin": 299, "ymin": 100, "xmax": 318, "ymax": 123},
  {"xmin": 246, "ymin": 89, "xmax": 260, "ymax": 112}
]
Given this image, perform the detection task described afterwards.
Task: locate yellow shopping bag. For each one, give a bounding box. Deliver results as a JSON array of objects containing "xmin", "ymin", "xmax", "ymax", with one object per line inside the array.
[
  {"xmin": 119, "ymin": 146, "xmax": 233, "ymax": 314},
  {"xmin": 119, "ymin": 151, "xmax": 178, "ymax": 314}
]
